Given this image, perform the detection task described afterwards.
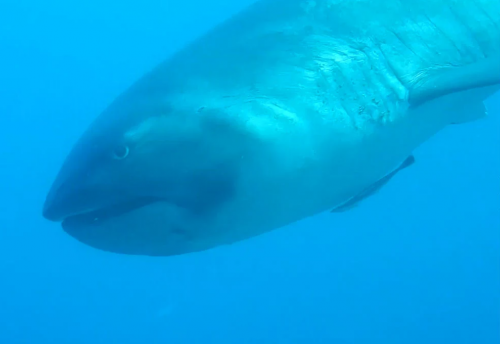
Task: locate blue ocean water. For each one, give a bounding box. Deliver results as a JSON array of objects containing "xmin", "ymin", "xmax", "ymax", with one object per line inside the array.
[{"xmin": 1, "ymin": 0, "xmax": 499, "ymax": 343}]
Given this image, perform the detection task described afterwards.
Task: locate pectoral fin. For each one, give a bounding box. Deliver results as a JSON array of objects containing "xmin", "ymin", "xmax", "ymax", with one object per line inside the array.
[
  {"xmin": 408, "ymin": 54, "xmax": 500, "ymax": 127},
  {"xmin": 408, "ymin": 54, "xmax": 500, "ymax": 107}
]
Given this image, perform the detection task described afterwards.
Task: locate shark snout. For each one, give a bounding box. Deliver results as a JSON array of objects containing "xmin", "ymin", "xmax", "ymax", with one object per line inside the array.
[{"xmin": 42, "ymin": 180, "xmax": 78, "ymax": 222}]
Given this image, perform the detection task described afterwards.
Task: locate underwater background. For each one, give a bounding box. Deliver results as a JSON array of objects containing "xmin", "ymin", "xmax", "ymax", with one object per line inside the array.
[{"xmin": 1, "ymin": 0, "xmax": 499, "ymax": 343}]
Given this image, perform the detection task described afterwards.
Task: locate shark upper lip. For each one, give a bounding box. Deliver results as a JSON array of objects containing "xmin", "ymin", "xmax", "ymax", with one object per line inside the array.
[
  {"xmin": 42, "ymin": 173, "xmax": 162, "ymax": 224},
  {"xmin": 60, "ymin": 197, "xmax": 162, "ymax": 227},
  {"xmin": 43, "ymin": 185, "xmax": 162, "ymax": 226}
]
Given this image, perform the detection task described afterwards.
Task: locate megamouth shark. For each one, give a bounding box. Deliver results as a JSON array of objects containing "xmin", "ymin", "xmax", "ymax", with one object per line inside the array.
[{"xmin": 42, "ymin": 0, "xmax": 500, "ymax": 256}]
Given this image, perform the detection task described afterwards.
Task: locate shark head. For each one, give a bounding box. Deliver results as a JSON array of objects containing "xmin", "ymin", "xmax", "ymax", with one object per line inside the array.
[{"xmin": 42, "ymin": 75, "xmax": 255, "ymax": 256}]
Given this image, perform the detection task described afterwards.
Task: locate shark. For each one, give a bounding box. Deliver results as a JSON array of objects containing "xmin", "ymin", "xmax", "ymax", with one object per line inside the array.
[{"xmin": 42, "ymin": 0, "xmax": 500, "ymax": 256}]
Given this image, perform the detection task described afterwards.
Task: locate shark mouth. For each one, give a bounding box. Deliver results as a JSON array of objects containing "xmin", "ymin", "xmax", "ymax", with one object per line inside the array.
[{"xmin": 62, "ymin": 197, "xmax": 161, "ymax": 227}]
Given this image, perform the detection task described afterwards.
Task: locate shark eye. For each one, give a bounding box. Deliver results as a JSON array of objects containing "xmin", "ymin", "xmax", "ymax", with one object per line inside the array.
[{"xmin": 112, "ymin": 144, "xmax": 129, "ymax": 160}]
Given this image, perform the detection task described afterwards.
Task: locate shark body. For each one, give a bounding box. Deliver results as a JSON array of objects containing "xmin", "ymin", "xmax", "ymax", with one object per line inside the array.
[{"xmin": 43, "ymin": 0, "xmax": 500, "ymax": 256}]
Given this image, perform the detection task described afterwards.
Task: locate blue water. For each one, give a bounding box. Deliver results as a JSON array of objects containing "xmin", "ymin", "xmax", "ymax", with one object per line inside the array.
[{"xmin": 1, "ymin": 1, "xmax": 499, "ymax": 343}]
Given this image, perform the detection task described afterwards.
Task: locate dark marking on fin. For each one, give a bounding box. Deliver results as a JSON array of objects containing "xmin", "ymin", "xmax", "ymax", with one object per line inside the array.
[{"xmin": 331, "ymin": 155, "xmax": 415, "ymax": 213}]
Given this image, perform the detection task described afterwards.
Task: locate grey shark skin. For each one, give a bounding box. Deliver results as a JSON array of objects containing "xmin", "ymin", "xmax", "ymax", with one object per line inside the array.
[{"xmin": 43, "ymin": 0, "xmax": 500, "ymax": 256}]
